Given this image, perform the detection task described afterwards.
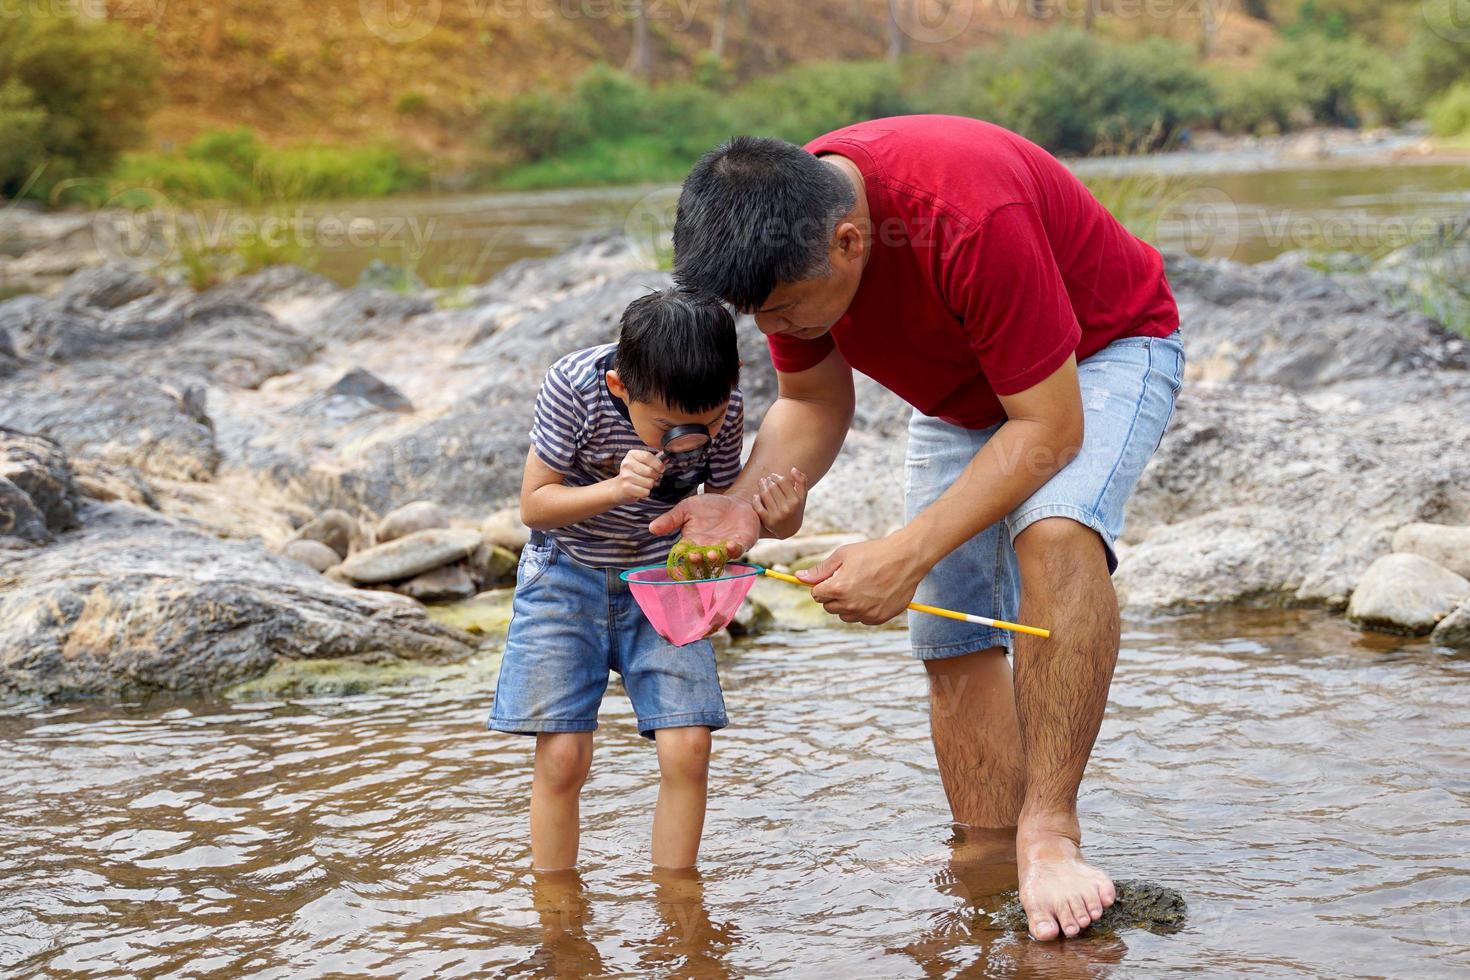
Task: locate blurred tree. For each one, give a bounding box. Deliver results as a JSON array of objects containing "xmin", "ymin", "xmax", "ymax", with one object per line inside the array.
[
  {"xmin": 887, "ymin": 0, "xmax": 909, "ymax": 63},
  {"xmin": 711, "ymin": 0, "xmax": 750, "ymax": 60},
  {"xmin": 626, "ymin": 0, "xmax": 652, "ymax": 81}
]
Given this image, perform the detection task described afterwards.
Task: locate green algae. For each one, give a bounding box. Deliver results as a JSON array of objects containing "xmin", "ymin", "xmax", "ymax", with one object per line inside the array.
[{"xmin": 666, "ymin": 540, "xmax": 730, "ymax": 581}]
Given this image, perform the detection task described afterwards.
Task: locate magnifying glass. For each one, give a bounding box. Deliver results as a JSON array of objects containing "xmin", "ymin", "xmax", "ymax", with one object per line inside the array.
[{"xmin": 658, "ymin": 423, "xmax": 711, "ymax": 461}]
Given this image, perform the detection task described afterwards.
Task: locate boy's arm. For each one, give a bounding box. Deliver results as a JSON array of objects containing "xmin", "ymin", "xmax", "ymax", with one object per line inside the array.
[{"xmin": 519, "ymin": 448, "xmax": 663, "ymax": 531}]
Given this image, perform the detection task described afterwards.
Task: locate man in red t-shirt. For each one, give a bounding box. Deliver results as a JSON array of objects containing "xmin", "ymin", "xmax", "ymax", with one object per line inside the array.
[{"xmin": 651, "ymin": 116, "xmax": 1185, "ymax": 940}]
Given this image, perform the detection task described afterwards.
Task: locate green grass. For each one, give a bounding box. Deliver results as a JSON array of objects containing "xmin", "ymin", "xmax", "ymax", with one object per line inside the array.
[{"xmin": 490, "ymin": 134, "xmax": 709, "ymax": 191}]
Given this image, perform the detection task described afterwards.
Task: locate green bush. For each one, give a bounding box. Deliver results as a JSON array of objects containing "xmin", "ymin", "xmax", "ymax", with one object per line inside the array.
[
  {"xmin": 1265, "ymin": 34, "xmax": 1377, "ymax": 126},
  {"xmin": 919, "ymin": 31, "xmax": 1215, "ymax": 154},
  {"xmin": 0, "ymin": 14, "xmax": 161, "ymax": 201},
  {"xmin": 732, "ymin": 61, "xmax": 913, "ymax": 145},
  {"xmin": 1214, "ymin": 66, "xmax": 1303, "ymax": 134},
  {"xmin": 1427, "ymin": 82, "xmax": 1470, "ymax": 138}
]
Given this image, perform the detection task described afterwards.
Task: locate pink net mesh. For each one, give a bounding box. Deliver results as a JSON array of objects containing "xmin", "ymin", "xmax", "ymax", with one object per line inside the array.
[{"xmin": 622, "ymin": 564, "xmax": 761, "ymax": 646}]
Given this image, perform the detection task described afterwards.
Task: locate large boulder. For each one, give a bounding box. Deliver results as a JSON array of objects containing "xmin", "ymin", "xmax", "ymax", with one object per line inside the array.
[
  {"xmin": 1347, "ymin": 554, "xmax": 1470, "ymax": 635},
  {"xmin": 0, "ymin": 504, "xmax": 478, "ymax": 698},
  {"xmin": 1390, "ymin": 523, "xmax": 1470, "ymax": 580}
]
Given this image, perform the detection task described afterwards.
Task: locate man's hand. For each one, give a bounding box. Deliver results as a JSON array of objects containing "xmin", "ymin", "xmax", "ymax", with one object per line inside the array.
[
  {"xmin": 612, "ymin": 449, "xmax": 665, "ymax": 505},
  {"xmin": 752, "ymin": 468, "xmax": 808, "ymax": 539},
  {"xmin": 796, "ymin": 533, "xmax": 929, "ymax": 624},
  {"xmin": 648, "ymin": 493, "xmax": 761, "ymax": 560}
]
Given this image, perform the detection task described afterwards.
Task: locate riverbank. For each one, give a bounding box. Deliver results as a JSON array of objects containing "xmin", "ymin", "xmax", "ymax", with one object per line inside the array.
[{"xmin": 2, "ymin": 222, "xmax": 1468, "ymax": 699}]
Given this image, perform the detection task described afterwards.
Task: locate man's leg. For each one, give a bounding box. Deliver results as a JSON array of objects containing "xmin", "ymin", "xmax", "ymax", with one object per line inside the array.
[
  {"xmin": 1011, "ymin": 517, "xmax": 1119, "ymax": 940},
  {"xmin": 925, "ymin": 648, "xmax": 1025, "ymax": 829}
]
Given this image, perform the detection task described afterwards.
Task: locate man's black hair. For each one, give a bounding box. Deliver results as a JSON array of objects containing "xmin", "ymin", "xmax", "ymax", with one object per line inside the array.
[
  {"xmin": 672, "ymin": 135, "xmax": 856, "ymax": 312},
  {"xmin": 615, "ymin": 287, "xmax": 739, "ymax": 415}
]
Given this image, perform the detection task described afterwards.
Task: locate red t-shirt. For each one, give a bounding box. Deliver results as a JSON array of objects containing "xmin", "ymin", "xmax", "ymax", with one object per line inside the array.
[{"xmin": 770, "ymin": 115, "xmax": 1179, "ymax": 429}]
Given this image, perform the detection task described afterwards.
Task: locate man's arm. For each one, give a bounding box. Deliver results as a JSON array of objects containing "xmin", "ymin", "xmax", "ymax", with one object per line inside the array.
[
  {"xmin": 800, "ymin": 356, "xmax": 1084, "ymax": 623},
  {"xmin": 648, "ymin": 347, "xmax": 855, "ymax": 553}
]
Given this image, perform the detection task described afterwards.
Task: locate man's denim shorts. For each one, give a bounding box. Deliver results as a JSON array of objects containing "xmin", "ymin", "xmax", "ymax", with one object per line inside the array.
[
  {"xmin": 905, "ymin": 330, "xmax": 1185, "ymax": 660},
  {"xmin": 489, "ymin": 533, "xmax": 728, "ymax": 740}
]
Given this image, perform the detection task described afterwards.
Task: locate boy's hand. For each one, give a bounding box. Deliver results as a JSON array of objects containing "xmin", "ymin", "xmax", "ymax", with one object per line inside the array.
[
  {"xmin": 752, "ymin": 468, "xmax": 808, "ymax": 539},
  {"xmin": 612, "ymin": 449, "xmax": 665, "ymax": 504}
]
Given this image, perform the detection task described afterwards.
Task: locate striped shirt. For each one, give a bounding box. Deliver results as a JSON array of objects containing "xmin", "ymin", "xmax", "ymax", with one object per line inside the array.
[{"xmin": 529, "ymin": 344, "xmax": 744, "ymax": 568}]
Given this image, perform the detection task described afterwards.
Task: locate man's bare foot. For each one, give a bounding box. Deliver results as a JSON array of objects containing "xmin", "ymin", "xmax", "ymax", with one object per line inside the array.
[{"xmin": 1016, "ymin": 828, "xmax": 1115, "ymax": 941}]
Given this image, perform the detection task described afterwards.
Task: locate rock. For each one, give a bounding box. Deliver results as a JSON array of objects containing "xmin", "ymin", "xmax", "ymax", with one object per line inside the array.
[
  {"xmin": 992, "ymin": 880, "xmax": 1186, "ymax": 936},
  {"xmin": 283, "ymin": 538, "xmax": 341, "ymax": 573},
  {"xmin": 1390, "ymin": 523, "xmax": 1470, "ymax": 580},
  {"xmin": 395, "ymin": 562, "xmax": 477, "ymax": 603},
  {"xmin": 1431, "ymin": 600, "xmax": 1470, "ymax": 649},
  {"xmin": 468, "ymin": 541, "xmax": 518, "ymax": 589},
  {"xmin": 728, "ymin": 596, "xmax": 774, "ymax": 638},
  {"xmin": 337, "ymin": 528, "xmax": 481, "ymax": 584},
  {"xmin": 0, "ymin": 480, "xmax": 51, "ymax": 547},
  {"xmin": 1117, "ymin": 381, "xmax": 1470, "ymax": 610},
  {"xmin": 55, "ymin": 264, "xmax": 162, "ymax": 312},
  {"xmin": 323, "ymin": 368, "xmax": 413, "ymax": 413},
  {"xmin": 294, "ymin": 509, "xmax": 361, "ymax": 560},
  {"xmin": 747, "ymin": 533, "xmax": 864, "ymax": 570},
  {"xmin": 315, "ymin": 288, "xmax": 433, "ymax": 343},
  {"xmin": 1347, "ymin": 554, "xmax": 1470, "ymax": 635},
  {"xmin": 377, "ymin": 500, "xmax": 450, "ymax": 543},
  {"xmin": 0, "ymin": 503, "xmax": 477, "ymax": 699},
  {"xmin": 69, "ymin": 458, "xmax": 158, "ymax": 509},
  {"xmin": 425, "ymin": 587, "xmax": 515, "ymax": 637},
  {"xmin": 203, "ymin": 264, "xmax": 340, "ymax": 307},
  {"xmin": 358, "ymin": 259, "xmax": 426, "ymax": 294},
  {"xmin": 481, "ymin": 506, "xmax": 531, "ymax": 552},
  {"xmin": 0, "ymin": 429, "xmax": 79, "ymax": 534}
]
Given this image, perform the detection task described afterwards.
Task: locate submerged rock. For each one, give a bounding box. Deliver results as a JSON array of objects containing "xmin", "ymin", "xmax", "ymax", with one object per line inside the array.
[
  {"xmin": 1348, "ymin": 554, "xmax": 1470, "ymax": 635},
  {"xmin": 0, "ymin": 504, "xmax": 478, "ymax": 698},
  {"xmin": 992, "ymin": 880, "xmax": 1187, "ymax": 936},
  {"xmin": 338, "ymin": 528, "xmax": 481, "ymax": 584}
]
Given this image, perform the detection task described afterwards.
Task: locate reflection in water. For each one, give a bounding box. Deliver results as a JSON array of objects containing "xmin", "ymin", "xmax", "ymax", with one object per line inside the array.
[{"xmin": 1, "ymin": 609, "xmax": 1467, "ymax": 976}]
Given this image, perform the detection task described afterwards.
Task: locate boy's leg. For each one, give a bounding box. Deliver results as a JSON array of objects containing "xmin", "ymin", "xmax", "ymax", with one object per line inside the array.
[
  {"xmin": 651, "ymin": 726, "xmax": 712, "ymax": 868},
  {"xmin": 531, "ymin": 731, "xmax": 595, "ymax": 870}
]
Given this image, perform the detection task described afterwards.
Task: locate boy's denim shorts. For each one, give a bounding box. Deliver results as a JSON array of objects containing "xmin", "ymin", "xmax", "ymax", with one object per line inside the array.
[
  {"xmin": 905, "ymin": 330, "xmax": 1184, "ymax": 660},
  {"xmin": 489, "ymin": 533, "xmax": 728, "ymax": 740}
]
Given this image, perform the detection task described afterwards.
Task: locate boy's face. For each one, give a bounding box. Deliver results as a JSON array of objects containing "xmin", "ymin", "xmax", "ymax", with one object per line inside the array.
[{"xmin": 605, "ymin": 370, "xmax": 728, "ymax": 452}]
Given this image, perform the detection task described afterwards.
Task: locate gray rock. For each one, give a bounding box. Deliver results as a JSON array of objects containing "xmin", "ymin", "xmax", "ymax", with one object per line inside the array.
[
  {"xmin": 0, "ymin": 369, "xmax": 220, "ymax": 481},
  {"xmin": 1347, "ymin": 554, "xmax": 1470, "ymax": 635},
  {"xmin": 377, "ymin": 500, "xmax": 449, "ymax": 543},
  {"xmin": 481, "ymin": 507, "xmax": 530, "ymax": 553},
  {"xmin": 315, "ymin": 288, "xmax": 434, "ymax": 343},
  {"xmin": 1390, "ymin": 523, "xmax": 1470, "ymax": 580},
  {"xmin": 55, "ymin": 264, "xmax": 162, "ymax": 312},
  {"xmin": 395, "ymin": 562, "xmax": 476, "ymax": 603},
  {"xmin": 468, "ymin": 541, "xmax": 518, "ymax": 589},
  {"xmin": 747, "ymin": 533, "xmax": 865, "ymax": 570},
  {"xmin": 283, "ymin": 538, "xmax": 341, "ymax": 572},
  {"xmin": 321, "ymin": 368, "xmax": 413, "ymax": 413},
  {"xmin": 728, "ymin": 596, "xmax": 774, "ymax": 638},
  {"xmin": 1431, "ymin": 600, "xmax": 1470, "ymax": 649},
  {"xmin": 0, "ymin": 429, "xmax": 79, "ymax": 534},
  {"xmin": 69, "ymin": 458, "xmax": 158, "ymax": 509},
  {"xmin": 203, "ymin": 264, "xmax": 340, "ymax": 306},
  {"xmin": 338, "ymin": 528, "xmax": 481, "ymax": 584},
  {"xmin": 294, "ymin": 509, "xmax": 361, "ymax": 560},
  {"xmin": 0, "ymin": 479, "xmax": 51, "ymax": 547},
  {"xmin": 358, "ymin": 259, "xmax": 426, "ymax": 294},
  {"xmin": 0, "ymin": 503, "xmax": 477, "ymax": 699}
]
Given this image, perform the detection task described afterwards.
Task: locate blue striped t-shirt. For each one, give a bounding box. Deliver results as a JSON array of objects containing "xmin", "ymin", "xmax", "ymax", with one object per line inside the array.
[{"xmin": 529, "ymin": 344, "xmax": 744, "ymax": 568}]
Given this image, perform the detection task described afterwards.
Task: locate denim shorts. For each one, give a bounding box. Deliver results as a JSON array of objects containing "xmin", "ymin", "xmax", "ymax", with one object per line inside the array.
[
  {"xmin": 905, "ymin": 330, "xmax": 1185, "ymax": 660},
  {"xmin": 489, "ymin": 533, "xmax": 728, "ymax": 739}
]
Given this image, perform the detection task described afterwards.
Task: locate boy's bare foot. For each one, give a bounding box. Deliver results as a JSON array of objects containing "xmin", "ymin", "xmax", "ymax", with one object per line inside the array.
[{"xmin": 1016, "ymin": 827, "xmax": 1115, "ymax": 941}]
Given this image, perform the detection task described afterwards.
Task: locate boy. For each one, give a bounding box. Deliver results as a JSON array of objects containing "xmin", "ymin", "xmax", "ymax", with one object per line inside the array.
[{"xmin": 491, "ymin": 288, "xmax": 807, "ymax": 870}]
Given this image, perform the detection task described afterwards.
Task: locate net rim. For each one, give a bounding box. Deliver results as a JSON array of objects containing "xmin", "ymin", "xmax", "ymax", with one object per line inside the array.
[{"xmin": 618, "ymin": 562, "xmax": 764, "ymax": 586}]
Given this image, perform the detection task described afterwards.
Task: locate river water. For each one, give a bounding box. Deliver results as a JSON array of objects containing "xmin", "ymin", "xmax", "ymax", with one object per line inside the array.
[
  {"xmin": 3, "ymin": 609, "xmax": 1466, "ymax": 977},
  {"xmin": 269, "ymin": 152, "xmax": 1470, "ymax": 287}
]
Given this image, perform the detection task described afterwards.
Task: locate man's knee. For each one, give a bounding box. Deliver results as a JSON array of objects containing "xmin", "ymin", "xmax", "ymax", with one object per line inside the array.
[{"xmin": 1014, "ymin": 517, "xmax": 1106, "ymax": 573}]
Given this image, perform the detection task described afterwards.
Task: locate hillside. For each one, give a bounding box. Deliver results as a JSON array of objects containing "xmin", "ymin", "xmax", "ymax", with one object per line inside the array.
[{"xmin": 109, "ymin": 0, "xmax": 1277, "ymax": 164}]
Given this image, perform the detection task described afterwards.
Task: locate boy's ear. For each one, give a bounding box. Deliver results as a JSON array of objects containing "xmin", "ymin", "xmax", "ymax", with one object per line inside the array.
[{"xmin": 605, "ymin": 369, "xmax": 628, "ymax": 400}]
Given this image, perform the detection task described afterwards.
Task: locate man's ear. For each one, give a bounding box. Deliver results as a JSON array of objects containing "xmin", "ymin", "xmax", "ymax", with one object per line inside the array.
[
  {"xmin": 605, "ymin": 369, "xmax": 627, "ymax": 400},
  {"xmin": 833, "ymin": 220, "xmax": 864, "ymax": 265}
]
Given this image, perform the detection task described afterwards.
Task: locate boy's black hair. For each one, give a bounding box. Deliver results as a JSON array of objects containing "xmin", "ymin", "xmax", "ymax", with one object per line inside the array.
[
  {"xmin": 615, "ymin": 288, "xmax": 739, "ymax": 415},
  {"xmin": 672, "ymin": 134, "xmax": 856, "ymax": 312}
]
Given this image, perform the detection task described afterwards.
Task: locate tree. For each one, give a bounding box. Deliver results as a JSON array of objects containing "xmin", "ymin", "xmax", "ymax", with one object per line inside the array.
[
  {"xmin": 888, "ymin": 0, "xmax": 909, "ymax": 62},
  {"xmin": 626, "ymin": 0, "xmax": 652, "ymax": 81},
  {"xmin": 711, "ymin": 0, "xmax": 749, "ymax": 60}
]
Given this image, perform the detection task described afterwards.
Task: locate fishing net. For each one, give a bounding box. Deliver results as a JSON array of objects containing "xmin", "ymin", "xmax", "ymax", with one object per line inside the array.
[{"xmin": 620, "ymin": 563, "xmax": 762, "ymax": 646}]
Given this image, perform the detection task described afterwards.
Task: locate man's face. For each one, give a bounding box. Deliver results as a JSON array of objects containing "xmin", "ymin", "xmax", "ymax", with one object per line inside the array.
[{"xmin": 751, "ymin": 222, "xmax": 865, "ymax": 339}]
